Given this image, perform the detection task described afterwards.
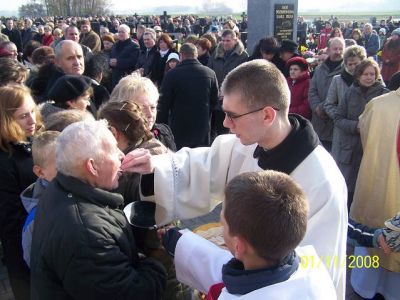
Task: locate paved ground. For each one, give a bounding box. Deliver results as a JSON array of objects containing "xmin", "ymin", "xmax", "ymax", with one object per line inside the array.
[
  {"xmin": 0, "ymin": 245, "xmax": 14, "ymax": 300},
  {"xmin": 0, "ymin": 207, "xmax": 364, "ymax": 300}
]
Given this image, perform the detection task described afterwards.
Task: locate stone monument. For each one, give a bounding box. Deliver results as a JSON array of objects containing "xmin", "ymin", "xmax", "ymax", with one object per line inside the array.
[{"xmin": 247, "ymin": 0, "xmax": 298, "ymax": 54}]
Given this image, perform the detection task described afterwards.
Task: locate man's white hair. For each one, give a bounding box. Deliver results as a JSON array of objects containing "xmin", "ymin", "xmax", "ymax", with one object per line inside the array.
[
  {"xmin": 144, "ymin": 28, "xmax": 156, "ymax": 41},
  {"xmin": 364, "ymin": 23, "xmax": 373, "ymax": 30},
  {"xmin": 56, "ymin": 119, "xmax": 114, "ymax": 177},
  {"xmin": 118, "ymin": 24, "xmax": 130, "ymax": 33}
]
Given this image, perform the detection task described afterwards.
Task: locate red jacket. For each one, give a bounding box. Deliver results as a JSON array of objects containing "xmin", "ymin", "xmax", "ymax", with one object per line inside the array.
[
  {"xmin": 318, "ymin": 28, "xmax": 332, "ymax": 50},
  {"xmin": 287, "ymin": 72, "xmax": 311, "ymax": 120},
  {"xmin": 42, "ymin": 34, "xmax": 54, "ymax": 47},
  {"xmin": 381, "ymin": 40, "xmax": 400, "ymax": 82}
]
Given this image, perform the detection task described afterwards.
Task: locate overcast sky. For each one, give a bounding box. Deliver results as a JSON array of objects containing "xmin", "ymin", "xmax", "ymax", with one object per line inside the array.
[{"xmin": 1, "ymin": 0, "xmax": 398, "ymax": 12}]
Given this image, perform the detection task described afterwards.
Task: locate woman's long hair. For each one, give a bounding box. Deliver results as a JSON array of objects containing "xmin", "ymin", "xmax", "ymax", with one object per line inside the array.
[{"xmin": 0, "ymin": 84, "xmax": 43, "ymax": 153}]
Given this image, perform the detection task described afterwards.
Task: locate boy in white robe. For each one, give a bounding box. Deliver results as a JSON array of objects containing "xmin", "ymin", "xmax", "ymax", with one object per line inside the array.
[{"xmin": 162, "ymin": 170, "xmax": 336, "ymax": 299}]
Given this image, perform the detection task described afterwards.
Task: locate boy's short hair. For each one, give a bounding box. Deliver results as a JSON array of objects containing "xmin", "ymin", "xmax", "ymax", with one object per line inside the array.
[
  {"xmin": 44, "ymin": 109, "xmax": 95, "ymax": 132},
  {"xmin": 224, "ymin": 170, "xmax": 308, "ymax": 262},
  {"xmin": 221, "ymin": 59, "xmax": 290, "ymax": 112},
  {"xmin": 32, "ymin": 131, "xmax": 60, "ymax": 168}
]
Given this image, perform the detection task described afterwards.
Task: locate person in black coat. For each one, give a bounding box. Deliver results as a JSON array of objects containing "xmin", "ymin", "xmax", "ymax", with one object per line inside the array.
[
  {"xmin": 157, "ymin": 43, "xmax": 219, "ymax": 150},
  {"xmin": 136, "ymin": 30, "xmax": 160, "ymax": 85},
  {"xmin": 84, "ymin": 54, "xmax": 110, "ymax": 109},
  {"xmin": 2, "ymin": 19, "xmax": 23, "ymax": 53},
  {"xmin": 0, "ymin": 85, "xmax": 43, "ymax": 300},
  {"xmin": 153, "ymin": 33, "xmax": 178, "ymax": 86},
  {"xmin": 110, "ymin": 24, "xmax": 140, "ymax": 88},
  {"xmin": 271, "ymin": 39, "xmax": 300, "ymax": 78},
  {"xmin": 30, "ymin": 120, "xmax": 167, "ymax": 300},
  {"xmin": 195, "ymin": 37, "xmax": 212, "ymax": 66}
]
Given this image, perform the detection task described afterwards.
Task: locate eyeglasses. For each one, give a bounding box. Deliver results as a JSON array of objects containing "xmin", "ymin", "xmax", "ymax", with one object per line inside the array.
[{"xmin": 224, "ymin": 106, "xmax": 280, "ymax": 122}]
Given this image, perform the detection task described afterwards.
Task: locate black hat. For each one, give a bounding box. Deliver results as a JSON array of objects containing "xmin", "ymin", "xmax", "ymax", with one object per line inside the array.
[
  {"xmin": 280, "ymin": 39, "xmax": 298, "ymax": 53},
  {"xmin": 47, "ymin": 75, "xmax": 91, "ymax": 104}
]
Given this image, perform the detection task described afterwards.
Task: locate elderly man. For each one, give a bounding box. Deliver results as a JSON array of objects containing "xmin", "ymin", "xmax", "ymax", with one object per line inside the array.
[
  {"xmin": 55, "ymin": 40, "xmax": 85, "ymax": 75},
  {"xmin": 136, "ymin": 29, "xmax": 159, "ymax": 83},
  {"xmin": 80, "ymin": 20, "xmax": 101, "ymax": 53},
  {"xmin": 34, "ymin": 39, "xmax": 86, "ymax": 100},
  {"xmin": 124, "ymin": 59, "xmax": 348, "ymax": 299},
  {"xmin": 157, "ymin": 43, "xmax": 218, "ymax": 149},
  {"xmin": 32, "ymin": 40, "xmax": 97, "ymax": 116},
  {"xmin": 30, "ymin": 120, "xmax": 167, "ymax": 300},
  {"xmin": 363, "ymin": 23, "xmax": 380, "ymax": 60},
  {"xmin": 22, "ymin": 18, "xmax": 34, "ymax": 48},
  {"xmin": 309, "ymin": 37, "xmax": 345, "ymax": 152},
  {"xmin": 110, "ymin": 24, "xmax": 139, "ymax": 87},
  {"xmin": 208, "ymin": 28, "xmax": 248, "ymax": 137}
]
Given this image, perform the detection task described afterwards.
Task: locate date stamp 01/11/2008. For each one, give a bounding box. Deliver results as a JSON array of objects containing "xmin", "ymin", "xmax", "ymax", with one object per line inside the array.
[{"xmin": 299, "ymin": 255, "xmax": 380, "ymax": 269}]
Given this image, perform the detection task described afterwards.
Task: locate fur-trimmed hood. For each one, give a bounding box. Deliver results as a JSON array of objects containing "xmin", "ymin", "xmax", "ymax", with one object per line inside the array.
[{"xmin": 214, "ymin": 39, "xmax": 247, "ymax": 59}]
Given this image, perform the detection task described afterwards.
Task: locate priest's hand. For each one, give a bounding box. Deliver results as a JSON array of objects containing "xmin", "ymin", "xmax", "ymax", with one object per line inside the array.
[{"xmin": 121, "ymin": 148, "xmax": 154, "ymax": 174}]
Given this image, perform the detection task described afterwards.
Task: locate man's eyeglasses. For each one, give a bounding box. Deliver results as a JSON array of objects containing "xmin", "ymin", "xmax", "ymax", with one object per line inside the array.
[{"xmin": 224, "ymin": 106, "xmax": 280, "ymax": 122}]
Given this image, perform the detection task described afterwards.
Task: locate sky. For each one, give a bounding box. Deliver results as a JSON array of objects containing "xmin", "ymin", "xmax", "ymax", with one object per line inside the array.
[{"xmin": 0, "ymin": 0, "xmax": 399, "ymax": 13}]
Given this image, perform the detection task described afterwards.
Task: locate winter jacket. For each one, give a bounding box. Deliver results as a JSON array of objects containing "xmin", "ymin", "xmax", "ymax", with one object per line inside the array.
[
  {"xmin": 333, "ymin": 82, "xmax": 389, "ymax": 192},
  {"xmin": 287, "ymin": 72, "xmax": 311, "ymax": 119},
  {"xmin": 21, "ymin": 27, "xmax": 34, "ymax": 48},
  {"xmin": 30, "ymin": 172, "xmax": 167, "ymax": 300},
  {"xmin": 152, "ymin": 123, "xmax": 177, "ymax": 152},
  {"xmin": 2, "ymin": 27, "xmax": 22, "ymax": 51},
  {"xmin": 20, "ymin": 178, "xmax": 49, "ymax": 267},
  {"xmin": 364, "ymin": 32, "xmax": 380, "ymax": 58},
  {"xmin": 198, "ymin": 52, "xmax": 210, "ymax": 66},
  {"xmin": 111, "ymin": 39, "xmax": 140, "ymax": 87},
  {"xmin": 381, "ymin": 39, "xmax": 400, "ymax": 82},
  {"xmin": 318, "ymin": 28, "xmax": 332, "ymax": 50},
  {"xmin": 0, "ymin": 142, "xmax": 36, "ymax": 242},
  {"xmin": 42, "ymin": 34, "xmax": 54, "ymax": 46},
  {"xmin": 324, "ymin": 72, "xmax": 354, "ymax": 120},
  {"xmin": 80, "ymin": 30, "xmax": 101, "ymax": 53},
  {"xmin": 207, "ymin": 40, "xmax": 248, "ymax": 88},
  {"xmin": 348, "ymin": 218, "xmax": 381, "ymax": 248},
  {"xmin": 158, "ymin": 59, "xmax": 219, "ymax": 149},
  {"xmin": 309, "ymin": 59, "xmax": 343, "ymax": 142},
  {"xmin": 154, "ymin": 48, "xmax": 178, "ymax": 86},
  {"xmin": 136, "ymin": 46, "xmax": 160, "ymax": 84}
]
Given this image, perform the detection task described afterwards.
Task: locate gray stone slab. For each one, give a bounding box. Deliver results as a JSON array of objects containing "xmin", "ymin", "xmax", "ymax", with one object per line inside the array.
[{"xmin": 247, "ymin": 0, "xmax": 298, "ymax": 53}]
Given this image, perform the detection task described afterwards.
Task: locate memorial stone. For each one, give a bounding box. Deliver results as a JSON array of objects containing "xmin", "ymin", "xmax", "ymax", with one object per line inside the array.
[{"xmin": 247, "ymin": 0, "xmax": 298, "ymax": 53}]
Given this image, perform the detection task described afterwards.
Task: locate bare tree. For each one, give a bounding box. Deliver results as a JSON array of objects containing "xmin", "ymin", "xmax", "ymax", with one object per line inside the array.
[{"xmin": 40, "ymin": 0, "xmax": 110, "ymax": 16}]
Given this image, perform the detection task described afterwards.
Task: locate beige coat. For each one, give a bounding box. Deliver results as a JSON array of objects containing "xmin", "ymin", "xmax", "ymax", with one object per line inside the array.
[{"xmin": 350, "ymin": 88, "xmax": 400, "ymax": 272}]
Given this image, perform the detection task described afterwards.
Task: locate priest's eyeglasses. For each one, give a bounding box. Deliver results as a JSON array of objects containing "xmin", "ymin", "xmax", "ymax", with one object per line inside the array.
[{"xmin": 224, "ymin": 106, "xmax": 280, "ymax": 122}]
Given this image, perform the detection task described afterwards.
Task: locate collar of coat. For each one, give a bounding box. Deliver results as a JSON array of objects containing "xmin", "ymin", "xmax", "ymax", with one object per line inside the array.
[
  {"xmin": 253, "ymin": 114, "xmax": 319, "ymax": 174},
  {"xmin": 222, "ymin": 251, "xmax": 299, "ymax": 295},
  {"xmin": 214, "ymin": 39, "xmax": 246, "ymax": 59},
  {"xmin": 55, "ymin": 172, "xmax": 124, "ymax": 209},
  {"xmin": 288, "ymin": 72, "xmax": 310, "ymax": 85}
]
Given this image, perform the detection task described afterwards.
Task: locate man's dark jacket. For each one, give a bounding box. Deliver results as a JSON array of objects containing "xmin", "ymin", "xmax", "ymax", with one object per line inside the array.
[
  {"xmin": 110, "ymin": 39, "xmax": 140, "ymax": 87},
  {"xmin": 30, "ymin": 172, "xmax": 166, "ymax": 300},
  {"xmin": 157, "ymin": 59, "xmax": 218, "ymax": 149},
  {"xmin": 2, "ymin": 27, "xmax": 22, "ymax": 51}
]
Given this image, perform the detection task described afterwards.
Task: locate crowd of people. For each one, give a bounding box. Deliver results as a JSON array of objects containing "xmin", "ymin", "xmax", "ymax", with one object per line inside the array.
[{"xmin": 0, "ymin": 12, "xmax": 399, "ymax": 300}]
